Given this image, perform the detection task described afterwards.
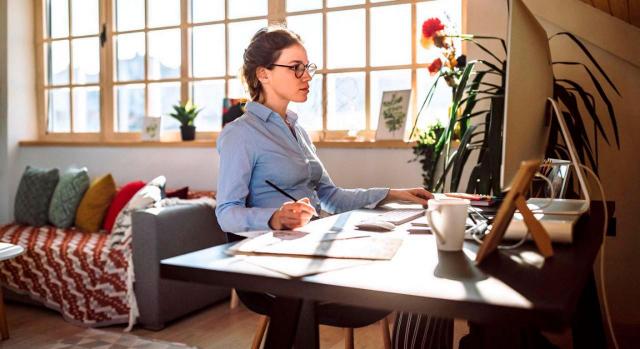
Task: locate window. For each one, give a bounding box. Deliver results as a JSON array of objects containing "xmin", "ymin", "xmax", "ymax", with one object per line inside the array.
[{"xmin": 35, "ymin": 0, "xmax": 461, "ymax": 143}]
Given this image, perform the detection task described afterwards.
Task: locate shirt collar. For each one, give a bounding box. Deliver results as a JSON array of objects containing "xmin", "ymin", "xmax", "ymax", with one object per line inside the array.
[{"xmin": 246, "ymin": 101, "xmax": 298, "ymax": 126}]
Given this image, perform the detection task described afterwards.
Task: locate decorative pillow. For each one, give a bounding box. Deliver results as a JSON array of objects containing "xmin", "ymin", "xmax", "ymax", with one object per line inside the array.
[
  {"xmin": 48, "ymin": 168, "xmax": 90, "ymax": 228},
  {"xmin": 102, "ymin": 180, "xmax": 146, "ymax": 233},
  {"xmin": 75, "ymin": 174, "xmax": 117, "ymax": 233},
  {"xmin": 166, "ymin": 186, "xmax": 189, "ymax": 199},
  {"xmin": 14, "ymin": 166, "xmax": 60, "ymax": 226}
]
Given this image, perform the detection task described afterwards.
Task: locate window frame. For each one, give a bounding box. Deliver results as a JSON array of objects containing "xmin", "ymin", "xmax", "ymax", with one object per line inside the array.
[{"xmin": 34, "ymin": 0, "xmax": 466, "ymax": 144}]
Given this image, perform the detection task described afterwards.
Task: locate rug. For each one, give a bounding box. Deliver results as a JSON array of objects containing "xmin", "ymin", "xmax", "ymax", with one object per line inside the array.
[{"xmin": 45, "ymin": 328, "xmax": 198, "ymax": 349}]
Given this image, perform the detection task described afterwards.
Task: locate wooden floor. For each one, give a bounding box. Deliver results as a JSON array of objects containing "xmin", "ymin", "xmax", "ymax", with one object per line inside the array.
[{"xmin": 0, "ymin": 299, "xmax": 579, "ymax": 349}]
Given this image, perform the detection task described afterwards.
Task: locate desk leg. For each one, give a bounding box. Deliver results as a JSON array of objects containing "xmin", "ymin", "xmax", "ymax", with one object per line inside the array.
[
  {"xmin": 264, "ymin": 296, "xmax": 302, "ymax": 349},
  {"xmin": 294, "ymin": 300, "xmax": 318, "ymax": 349},
  {"xmin": 0, "ymin": 287, "xmax": 8, "ymax": 340},
  {"xmin": 571, "ymin": 271, "xmax": 606, "ymax": 349}
]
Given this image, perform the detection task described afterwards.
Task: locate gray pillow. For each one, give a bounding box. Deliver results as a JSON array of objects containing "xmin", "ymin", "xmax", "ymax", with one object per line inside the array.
[
  {"xmin": 48, "ymin": 167, "xmax": 90, "ymax": 228},
  {"xmin": 14, "ymin": 166, "xmax": 60, "ymax": 226}
]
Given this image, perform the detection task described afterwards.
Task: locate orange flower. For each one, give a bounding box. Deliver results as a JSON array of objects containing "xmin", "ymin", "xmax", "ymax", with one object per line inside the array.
[{"xmin": 428, "ymin": 58, "xmax": 443, "ymax": 75}]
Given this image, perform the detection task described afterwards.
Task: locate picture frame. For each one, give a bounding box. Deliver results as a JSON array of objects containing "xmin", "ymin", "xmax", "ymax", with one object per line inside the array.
[
  {"xmin": 141, "ymin": 116, "xmax": 162, "ymax": 141},
  {"xmin": 375, "ymin": 89, "xmax": 411, "ymax": 141}
]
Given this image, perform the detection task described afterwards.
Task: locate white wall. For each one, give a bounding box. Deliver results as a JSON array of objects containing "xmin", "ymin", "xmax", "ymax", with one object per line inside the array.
[
  {"xmin": 2, "ymin": 0, "xmax": 639, "ymax": 328},
  {"xmin": 14, "ymin": 146, "xmax": 423, "ymax": 191},
  {"xmin": 0, "ymin": 0, "xmax": 37, "ymax": 223},
  {"xmin": 0, "ymin": 0, "xmax": 9, "ymax": 223}
]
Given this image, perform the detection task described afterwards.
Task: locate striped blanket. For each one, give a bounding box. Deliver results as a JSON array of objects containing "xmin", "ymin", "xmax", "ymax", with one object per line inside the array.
[{"xmin": 0, "ymin": 223, "xmax": 129, "ymax": 326}]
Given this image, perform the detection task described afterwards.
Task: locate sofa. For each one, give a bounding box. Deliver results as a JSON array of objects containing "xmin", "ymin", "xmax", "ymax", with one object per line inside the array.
[{"xmin": 0, "ymin": 199, "xmax": 230, "ymax": 330}]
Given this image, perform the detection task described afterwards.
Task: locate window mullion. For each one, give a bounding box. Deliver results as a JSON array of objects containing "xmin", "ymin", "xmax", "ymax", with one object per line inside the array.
[
  {"xmin": 364, "ymin": 1, "xmax": 371, "ymax": 133},
  {"xmin": 144, "ymin": 0, "xmax": 149, "ymax": 118},
  {"xmin": 180, "ymin": 0, "xmax": 189, "ymax": 104},
  {"xmin": 68, "ymin": 0, "xmax": 74, "ymax": 133},
  {"xmin": 101, "ymin": 0, "xmax": 115, "ymax": 141},
  {"xmin": 410, "ymin": 0, "xmax": 417, "ymax": 140},
  {"xmin": 321, "ymin": 0, "xmax": 327, "ymax": 141},
  {"xmin": 35, "ymin": 0, "xmax": 46, "ymax": 138}
]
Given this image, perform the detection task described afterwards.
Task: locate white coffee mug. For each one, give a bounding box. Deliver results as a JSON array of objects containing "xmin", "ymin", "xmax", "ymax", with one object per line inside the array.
[{"xmin": 425, "ymin": 198, "xmax": 470, "ymax": 251}]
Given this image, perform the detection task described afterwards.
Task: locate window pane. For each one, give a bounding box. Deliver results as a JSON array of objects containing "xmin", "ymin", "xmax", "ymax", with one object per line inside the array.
[
  {"xmin": 115, "ymin": 84, "xmax": 145, "ymax": 132},
  {"xmin": 72, "ymin": 87, "xmax": 100, "ymax": 132},
  {"xmin": 191, "ymin": 80, "xmax": 225, "ymax": 131},
  {"xmin": 191, "ymin": 25, "xmax": 225, "ymax": 77},
  {"xmin": 327, "ymin": 0, "xmax": 364, "ymax": 7},
  {"xmin": 116, "ymin": 33, "xmax": 145, "ymax": 81},
  {"xmin": 228, "ymin": 0, "xmax": 267, "ymax": 19},
  {"xmin": 47, "ymin": 88, "xmax": 70, "ymax": 132},
  {"xmin": 148, "ymin": 29, "xmax": 181, "ymax": 80},
  {"xmin": 228, "ymin": 20, "xmax": 268, "ymax": 76},
  {"xmin": 416, "ymin": 1, "xmax": 462, "ymax": 64},
  {"xmin": 116, "ymin": 0, "xmax": 144, "ymax": 32},
  {"xmin": 327, "ymin": 72, "xmax": 365, "ymax": 130},
  {"xmin": 71, "ymin": 0, "xmax": 98, "ymax": 36},
  {"xmin": 228, "ymin": 78, "xmax": 247, "ymax": 99},
  {"xmin": 46, "ymin": 0, "xmax": 69, "ymax": 38},
  {"xmin": 289, "ymin": 75, "xmax": 323, "ymax": 131},
  {"xmin": 72, "ymin": 37, "xmax": 99, "ymax": 84},
  {"xmin": 148, "ymin": 82, "xmax": 181, "ymax": 130},
  {"xmin": 286, "ymin": 14, "xmax": 323, "ymax": 69},
  {"xmin": 327, "ymin": 10, "xmax": 365, "ymax": 69},
  {"xmin": 370, "ymin": 70, "xmax": 412, "ymax": 129},
  {"xmin": 47, "ymin": 40, "xmax": 69, "ymax": 85},
  {"xmin": 370, "ymin": 4, "xmax": 411, "ymax": 66},
  {"xmin": 148, "ymin": 0, "xmax": 180, "ymax": 28},
  {"xmin": 286, "ymin": 0, "xmax": 322, "ymax": 12},
  {"xmin": 416, "ymin": 68, "xmax": 452, "ymax": 128},
  {"xmin": 191, "ymin": 0, "xmax": 224, "ymax": 23}
]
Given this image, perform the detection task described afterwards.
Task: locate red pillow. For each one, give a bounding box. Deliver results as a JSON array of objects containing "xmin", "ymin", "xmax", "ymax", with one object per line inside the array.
[
  {"xmin": 102, "ymin": 181, "xmax": 146, "ymax": 233},
  {"xmin": 166, "ymin": 186, "xmax": 189, "ymax": 199}
]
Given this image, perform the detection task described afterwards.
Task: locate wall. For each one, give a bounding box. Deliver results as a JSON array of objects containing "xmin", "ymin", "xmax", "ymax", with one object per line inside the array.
[
  {"xmin": 0, "ymin": 0, "xmax": 9, "ymax": 223},
  {"xmin": 1, "ymin": 0, "xmax": 638, "ymax": 328}
]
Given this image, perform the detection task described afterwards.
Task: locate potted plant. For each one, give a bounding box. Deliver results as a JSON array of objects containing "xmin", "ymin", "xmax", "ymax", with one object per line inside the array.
[{"xmin": 170, "ymin": 100, "xmax": 202, "ymax": 141}]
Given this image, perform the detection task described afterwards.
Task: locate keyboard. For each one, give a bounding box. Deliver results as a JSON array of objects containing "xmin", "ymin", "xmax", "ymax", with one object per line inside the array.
[{"xmin": 378, "ymin": 209, "xmax": 425, "ymax": 225}]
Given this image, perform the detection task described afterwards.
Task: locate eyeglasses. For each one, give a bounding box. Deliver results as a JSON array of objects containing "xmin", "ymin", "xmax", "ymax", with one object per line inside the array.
[{"xmin": 270, "ymin": 62, "xmax": 317, "ymax": 79}]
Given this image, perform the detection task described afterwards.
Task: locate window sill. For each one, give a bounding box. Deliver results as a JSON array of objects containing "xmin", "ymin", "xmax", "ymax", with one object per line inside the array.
[{"xmin": 19, "ymin": 139, "xmax": 415, "ymax": 149}]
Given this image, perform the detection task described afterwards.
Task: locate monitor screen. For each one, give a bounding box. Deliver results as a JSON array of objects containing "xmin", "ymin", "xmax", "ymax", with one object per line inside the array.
[{"xmin": 500, "ymin": 0, "xmax": 554, "ymax": 190}]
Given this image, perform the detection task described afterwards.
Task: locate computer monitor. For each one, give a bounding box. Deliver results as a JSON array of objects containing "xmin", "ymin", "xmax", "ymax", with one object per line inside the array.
[{"xmin": 500, "ymin": 0, "xmax": 554, "ymax": 190}]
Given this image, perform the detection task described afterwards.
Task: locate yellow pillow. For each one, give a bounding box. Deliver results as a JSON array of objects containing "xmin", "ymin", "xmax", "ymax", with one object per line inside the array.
[{"xmin": 75, "ymin": 174, "xmax": 117, "ymax": 233}]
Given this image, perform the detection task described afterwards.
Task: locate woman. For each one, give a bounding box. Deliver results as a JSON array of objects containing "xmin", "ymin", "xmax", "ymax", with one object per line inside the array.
[
  {"xmin": 216, "ymin": 27, "xmax": 431, "ymax": 233},
  {"xmin": 216, "ymin": 26, "xmax": 449, "ymax": 348}
]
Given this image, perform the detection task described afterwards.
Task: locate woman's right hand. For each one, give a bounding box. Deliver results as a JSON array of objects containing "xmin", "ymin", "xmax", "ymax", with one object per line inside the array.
[{"xmin": 269, "ymin": 198, "xmax": 317, "ymax": 230}]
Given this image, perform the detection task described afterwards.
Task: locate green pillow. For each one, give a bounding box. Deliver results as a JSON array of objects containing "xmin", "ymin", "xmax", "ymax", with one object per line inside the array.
[
  {"xmin": 14, "ymin": 166, "xmax": 60, "ymax": 227},
  {"xmin": 48, "ymin": 168, "xmax": 90, "ymax": 228}
]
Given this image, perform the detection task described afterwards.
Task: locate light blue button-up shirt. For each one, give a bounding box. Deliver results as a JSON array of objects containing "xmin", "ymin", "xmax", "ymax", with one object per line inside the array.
[{"xmin": 215, "ymin": 102, "xmax": 389, "ymax": 232}]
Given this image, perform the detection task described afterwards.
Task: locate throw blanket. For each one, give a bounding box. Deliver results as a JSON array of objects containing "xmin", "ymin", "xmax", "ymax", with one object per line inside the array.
[{"xmin": 0, "ymin": 195, "xmax": 216, "ymax": 328}]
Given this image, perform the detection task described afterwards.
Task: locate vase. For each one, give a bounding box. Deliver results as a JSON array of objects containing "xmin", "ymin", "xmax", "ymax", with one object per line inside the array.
[{"xmin": 180, "ymin": 125, "xmax": 196, "ymax": 141}]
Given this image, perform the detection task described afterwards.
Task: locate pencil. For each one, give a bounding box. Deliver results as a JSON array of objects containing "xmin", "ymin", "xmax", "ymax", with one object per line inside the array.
[{"xmin": 265, "ymin": 180, "xmax": 318, "ymax": 217}]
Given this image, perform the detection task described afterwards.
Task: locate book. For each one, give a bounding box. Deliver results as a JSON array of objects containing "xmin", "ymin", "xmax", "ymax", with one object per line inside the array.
[
  {"xmin": 444, "ymin": 193, "xmax": 502, "ymax": 207},
  {"xmin": 504, "ymin": 212, "xmax": 580, "ymax": 243}
]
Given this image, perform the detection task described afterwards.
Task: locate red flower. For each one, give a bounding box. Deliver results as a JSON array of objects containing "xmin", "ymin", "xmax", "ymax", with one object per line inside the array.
[
  {"xmin": 422, "ymin": 18, "xmax": 445, "ymax": 39},
  {"xmin": 428, "ymin": 58, "xmax": 443, "ymax": 75}
]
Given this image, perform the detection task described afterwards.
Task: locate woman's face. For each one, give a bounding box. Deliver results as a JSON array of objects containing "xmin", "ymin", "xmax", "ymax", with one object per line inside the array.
[{"xmin": 261, "ymin": 44, "xmax": 312, "ymax": 103}]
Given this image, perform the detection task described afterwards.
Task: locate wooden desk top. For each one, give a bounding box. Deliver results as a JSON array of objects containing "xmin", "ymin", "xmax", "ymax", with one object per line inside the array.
[{"xmin": 161, "ymin": 203, "xmax": 605, "ymax": 330}]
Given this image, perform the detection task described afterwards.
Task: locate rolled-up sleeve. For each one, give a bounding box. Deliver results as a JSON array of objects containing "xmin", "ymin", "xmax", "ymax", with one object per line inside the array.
[{"xmin": 215, "ymin": 124, "xmax": 277, "ymax": 232}]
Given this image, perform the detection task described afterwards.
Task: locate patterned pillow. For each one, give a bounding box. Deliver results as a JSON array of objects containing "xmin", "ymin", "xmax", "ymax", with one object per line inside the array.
[
  {"xmin": 14, "ymin": 166, "xmax": 60, "ymax": 226},
  {"xmin": 48, "ymin": 168, "xmax": 90, "ymax": 228},
  {"xmin": 75, "ymin": 174, "xmax": 117, "ymax": 233}
]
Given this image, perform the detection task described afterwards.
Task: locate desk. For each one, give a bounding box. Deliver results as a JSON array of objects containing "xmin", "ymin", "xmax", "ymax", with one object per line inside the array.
[{"xmin": 161, "ymin": 203, "xmax": 607, "ymax": 348}]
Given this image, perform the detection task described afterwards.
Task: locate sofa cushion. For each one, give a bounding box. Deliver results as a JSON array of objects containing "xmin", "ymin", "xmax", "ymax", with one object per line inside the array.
[
  {"xmin": 103, "ymin": 181, "xmax": 146, "ymax": 233},
  {"xmin": 48, "ymin": 168, "xmax": 91, "ymax": 228},
  {"xmin": 75, "ymin": 174, "xmax": 117, "ymax": 233},
  {"xmin": 14, "ymin": 166, "xmax": 60, "ymax": 226}
]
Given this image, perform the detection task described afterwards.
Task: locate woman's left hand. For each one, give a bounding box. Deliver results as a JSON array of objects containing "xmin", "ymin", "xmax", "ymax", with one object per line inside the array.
[{"xmin": 382, "ymin": 188, "xmax": 434, "ymax": 206}]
